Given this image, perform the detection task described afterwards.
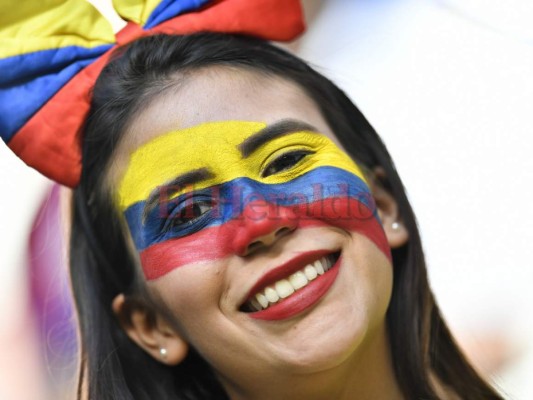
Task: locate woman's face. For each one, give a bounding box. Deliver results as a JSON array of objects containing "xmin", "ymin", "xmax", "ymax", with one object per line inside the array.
[{"xmin": 112, "ymin": 68, "xmax": 395, "ymax": 395}]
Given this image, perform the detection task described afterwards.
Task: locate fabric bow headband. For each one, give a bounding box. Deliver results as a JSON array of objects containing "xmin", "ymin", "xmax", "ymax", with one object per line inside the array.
[{"xmin": 0, "ymin": 0, "xmax": 304, "ymax": 187}]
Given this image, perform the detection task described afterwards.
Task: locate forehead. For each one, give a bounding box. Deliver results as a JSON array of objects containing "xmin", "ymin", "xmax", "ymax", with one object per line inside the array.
[{"xmin": 120, "ymin": 67, "xmax": 335, "ymax": 153}]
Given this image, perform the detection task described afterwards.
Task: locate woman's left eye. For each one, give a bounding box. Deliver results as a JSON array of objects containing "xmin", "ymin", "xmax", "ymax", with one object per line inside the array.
[{"xmin": 262, "ymin": 150, "xmax": 313, "ymax": 177}]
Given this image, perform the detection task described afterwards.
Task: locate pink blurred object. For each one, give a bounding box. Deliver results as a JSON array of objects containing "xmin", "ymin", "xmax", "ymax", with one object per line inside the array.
[{"xmin": 29, "ymin": 184, "xmax": 78, "ymax": 396}]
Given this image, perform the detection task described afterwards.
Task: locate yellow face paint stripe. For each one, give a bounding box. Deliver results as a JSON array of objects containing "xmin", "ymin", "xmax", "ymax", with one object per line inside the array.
[{"xmin": 118, "ymin": 121, "xmax": 366, "ymax": 210}]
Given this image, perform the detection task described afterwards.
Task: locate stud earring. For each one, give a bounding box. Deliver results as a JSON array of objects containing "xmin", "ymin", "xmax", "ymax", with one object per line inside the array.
[
  {"xmin": 391, "ymin": 221, "xmax": 400, "ymax": 231},
  {"xmin": 159, "ymin": 347, "xmax": 168, "ymax": 360}
]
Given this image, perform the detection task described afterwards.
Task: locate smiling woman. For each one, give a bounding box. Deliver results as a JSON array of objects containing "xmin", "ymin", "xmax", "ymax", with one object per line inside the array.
[{"xmin": 63, "ymin": 32, "xmax": 506, "ymax": 399}]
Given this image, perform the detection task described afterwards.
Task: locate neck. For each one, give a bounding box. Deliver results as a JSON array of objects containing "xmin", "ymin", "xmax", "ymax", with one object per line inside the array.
[{"xmin": 220, "ymin": 322, "xmax": 404, "ymax": 400}]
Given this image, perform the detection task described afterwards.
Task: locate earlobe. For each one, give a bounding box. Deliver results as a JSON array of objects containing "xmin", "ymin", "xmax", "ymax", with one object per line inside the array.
[
  {"xmin": 112, "ymin": 294, "xmax": 189, "ymax": 365},
  {"xmin": 368, "ymin": 168, "xmax": 409, "ymax": 249},
  {"xmin": 382, "ymin": 219, "xmax": 409, "ymax": 249}
]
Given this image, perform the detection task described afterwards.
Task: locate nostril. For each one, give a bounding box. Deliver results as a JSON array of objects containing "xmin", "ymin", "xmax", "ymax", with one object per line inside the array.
[
  {"xmin": 242, "ymin": 226, "xmax": 295, "ymax": 256},
  {"xmin": 244, "ymin": 241, "xmax": 264, "ymax": 256}
]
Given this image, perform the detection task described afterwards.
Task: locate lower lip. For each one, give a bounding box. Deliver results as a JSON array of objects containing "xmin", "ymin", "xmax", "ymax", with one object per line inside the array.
[{"xmin": 247, "ymin": 256, "xmax": 342, "ymax": 321}]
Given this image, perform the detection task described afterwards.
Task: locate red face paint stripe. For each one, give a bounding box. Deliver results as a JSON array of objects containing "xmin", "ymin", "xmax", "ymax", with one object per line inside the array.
[{"xmin": 139, "ymin": 198, "xmax": 390, "ymax": 280}]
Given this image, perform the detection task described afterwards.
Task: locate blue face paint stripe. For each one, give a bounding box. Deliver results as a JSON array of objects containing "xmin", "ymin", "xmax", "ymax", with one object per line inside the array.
[{"xmin": 123, "ymin": 166, "xmax": 375, "ymax": 251}]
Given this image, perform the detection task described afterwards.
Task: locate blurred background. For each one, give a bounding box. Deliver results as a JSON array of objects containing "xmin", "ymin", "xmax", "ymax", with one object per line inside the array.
[{"xmin": 1, "ymin": 0, "xmax": 532, "ymax": 399}]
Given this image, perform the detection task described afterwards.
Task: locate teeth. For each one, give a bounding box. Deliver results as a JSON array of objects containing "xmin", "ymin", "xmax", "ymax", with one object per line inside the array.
[
  {"xmin": 245, "ymin": 254, "xmax": 338, "ymax": 312},
  {"xmin": 275, "ymin": 279, "xmax": 295, "ymax": 298},
  {"xmin": 264, "ymin": 286, "xmax": 280, "ymax": 303},
  {"xmin": 255, "ymin": 293, "xmax": 269, "ymax": 309},
  {"xmin": 250, "ymin": 297, "xmax": 262, "ymax": 311},
  {"xmin": 289, "ymin": 271, "xmax": 308, "ymax": 289},
  {"xmin": 304, "ymin": 265, "xmax": 318, "ymax": 280},
  {"xmin": 314, "ymin": 259, "xmax": 325, "ymax": 275}
]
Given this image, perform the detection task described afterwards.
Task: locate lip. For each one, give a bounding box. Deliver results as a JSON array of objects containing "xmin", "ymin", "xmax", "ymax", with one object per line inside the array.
[{"xmin": 243, "ymin": 250, "xmax": 342, "ymax": 321}]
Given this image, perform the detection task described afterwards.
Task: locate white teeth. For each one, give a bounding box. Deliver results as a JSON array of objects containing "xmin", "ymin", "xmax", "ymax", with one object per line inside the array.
[
  {"xmin": 304, "ymin": 265, "xmax": 318, "ymax": 280},
  {"xmin": 245, "ymin": 254, "xmax": 338, "ymax": 312},
  {"xmin": 250, "ymin": 297, "xmax": 262, "ymax": 311},
  {"xmin": 289, "ymin": 271, "xmax": 308, "ymax": 289},
  {"xmin": 275, "ymin": 280, "xmax": 295, "ymax": 298},
  {"xmin": 255, "ymin": 293, "xmax": 268, "ymax": 309},
  {"xmin": 314, "ymin": 259, "xmax": 325, "ymax": 275},
  {"xmin": 264, "ymin": 286, "xmax": 280, "ymax": 303}
]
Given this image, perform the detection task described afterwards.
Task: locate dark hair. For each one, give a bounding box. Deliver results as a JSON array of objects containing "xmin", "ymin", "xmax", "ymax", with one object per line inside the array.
[{"xmin": 71, "ymin": 32, "xmax": 503, "ymax": 399}]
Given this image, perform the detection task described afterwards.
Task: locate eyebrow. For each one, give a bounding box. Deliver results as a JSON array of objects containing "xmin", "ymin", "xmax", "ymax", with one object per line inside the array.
[
  {"xmin": 143, "ymin": 168, "xmax": 214, "ymax": 220},
  {"xmin": 238, "ymin": 119, "xmax": 320, "ymax": 158}
]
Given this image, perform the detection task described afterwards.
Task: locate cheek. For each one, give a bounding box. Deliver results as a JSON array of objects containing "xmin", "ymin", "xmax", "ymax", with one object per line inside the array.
[
  {"xmin": 315, "ymin": 233, "xmax": 392, "ymax": 361},
  {"xmin": 287, "ymin": 168, "xmax": 391, "ymax": 262},
  {"xmin": 352, "ymin": 234, "xmax": 393, "ymax": 316},
  {"xmin": 137, "ymin": 227, "xmax": 234, "ymax": 280},
  {"xmin": 149, "ymin": 261, "xmax": 228, "ymax": 333}
]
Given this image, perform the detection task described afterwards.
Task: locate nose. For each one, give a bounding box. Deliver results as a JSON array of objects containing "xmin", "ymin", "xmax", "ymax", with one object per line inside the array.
[{"xmin": 232, "ymin": 202, "xmax": 298, "ymax": 257}]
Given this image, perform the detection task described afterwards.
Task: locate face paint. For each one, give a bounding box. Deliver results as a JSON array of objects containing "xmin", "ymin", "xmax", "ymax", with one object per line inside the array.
[{"xmin": 118, "ymin": 120, "xmax": 390, "ymax": 280}]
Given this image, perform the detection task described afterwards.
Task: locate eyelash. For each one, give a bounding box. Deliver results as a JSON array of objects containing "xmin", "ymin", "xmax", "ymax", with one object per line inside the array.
[
  {"xmin": 162, "ymin": 197, "xmax": 214, "ymax": 232},
  {"xmin": 262, "ymin": 150, "xmax": 314, "ymax": 178}
]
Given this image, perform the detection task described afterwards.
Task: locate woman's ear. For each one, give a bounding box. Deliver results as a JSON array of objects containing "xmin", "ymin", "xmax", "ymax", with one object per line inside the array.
[
  {"xmin": 368, "ymin": 168, "xmax": 409, "ymax": 249},
  {"xmin": 112, "ymin": 294, "xmax": 188, "ymax": 365}
]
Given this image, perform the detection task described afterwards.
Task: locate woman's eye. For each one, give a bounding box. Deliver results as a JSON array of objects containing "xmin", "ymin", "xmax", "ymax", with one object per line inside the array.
[
  {"xmin": 167, "ymin": 200, "xmax": 213, "ymax": 229},
  {"xmin": 262, "ymin": 150, "xmax": 313, "ymax": 177}
]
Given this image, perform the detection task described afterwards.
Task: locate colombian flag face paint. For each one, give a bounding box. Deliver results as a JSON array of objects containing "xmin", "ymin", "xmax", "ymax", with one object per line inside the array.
[{"xmin": 118, "ymin": 120, "xmax": 391, "ymax": 280}]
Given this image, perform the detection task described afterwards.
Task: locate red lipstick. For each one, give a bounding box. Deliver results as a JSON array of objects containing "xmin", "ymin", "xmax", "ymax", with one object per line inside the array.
[{"xmin": 244, "ymin": 251, "xmax": 342, "ymax": 321}]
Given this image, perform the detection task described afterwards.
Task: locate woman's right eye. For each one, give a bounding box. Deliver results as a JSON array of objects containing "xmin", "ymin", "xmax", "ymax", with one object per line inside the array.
[
  {"xmin": 262, "ymin": 150, "xmax": 313, "ymax": 178},
  {"xmin": 165, "ymin": 200, "xmax": 213, "ymax": 230}
]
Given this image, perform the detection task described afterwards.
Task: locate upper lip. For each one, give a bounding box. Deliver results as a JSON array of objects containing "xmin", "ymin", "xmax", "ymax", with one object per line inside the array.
[{"xmin": 240, "ymin": 249, "xmax": 337, "ymax": 308}]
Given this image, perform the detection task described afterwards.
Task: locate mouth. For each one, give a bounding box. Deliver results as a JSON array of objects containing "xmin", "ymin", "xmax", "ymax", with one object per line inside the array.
[{"xmin": 240, "ymin": 250, "xmax": 341, "ymax": 320}]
